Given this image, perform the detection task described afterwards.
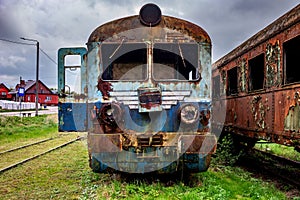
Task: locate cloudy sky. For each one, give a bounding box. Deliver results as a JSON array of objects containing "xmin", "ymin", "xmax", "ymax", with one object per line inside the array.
[{"xmin": 0, "ymin": 0, "xmax": 299, "ymax": 89}]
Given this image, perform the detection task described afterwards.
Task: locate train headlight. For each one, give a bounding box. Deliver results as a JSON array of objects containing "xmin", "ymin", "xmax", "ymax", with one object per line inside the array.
[
  {"xmin": 99, "ymin": 103, "xmax": 122, "ymax": 126},
  {"xmin": 179, "ymin": 104, "xmax": 199, "ymax": 125},
  {"xmin": 139, "ymin": 3, "xmax": 162, "ymax": 26}
]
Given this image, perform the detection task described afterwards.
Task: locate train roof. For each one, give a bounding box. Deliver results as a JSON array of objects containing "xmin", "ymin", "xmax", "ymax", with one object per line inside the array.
[
  {"xmin": 213, "ymin": 3, "xmax": 300, "ymax": 70},
  {"xmin": 88, "ymin": 15, "xmax": 211, "ymax": 44}
]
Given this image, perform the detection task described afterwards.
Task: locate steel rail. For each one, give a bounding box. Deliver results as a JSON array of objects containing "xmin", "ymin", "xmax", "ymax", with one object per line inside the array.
[
  {"xmin": 0, "ymin": 136, "xmax": 83, "ymax": 173},
  {"xmin": 0, "ymin": 138, "xmax": 54, "ymax": 155},
  {"xmin": 244, "ymin": 148, "xmax": 300, "ymax": 189}
]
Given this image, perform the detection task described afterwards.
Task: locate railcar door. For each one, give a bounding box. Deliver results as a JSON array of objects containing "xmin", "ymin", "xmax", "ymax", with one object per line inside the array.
[{"xmin": 57, "ymin": 47, "xmax": 87, "ymax": 131}]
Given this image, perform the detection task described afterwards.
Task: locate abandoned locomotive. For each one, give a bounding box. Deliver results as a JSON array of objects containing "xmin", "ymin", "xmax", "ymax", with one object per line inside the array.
[
  {"xmin": 58, "ymin": 4, "xmax": 216, "ymax": 173},
  {"xmin": 212, "ymin": 4, "xmax": 300, "ymax": 152}
]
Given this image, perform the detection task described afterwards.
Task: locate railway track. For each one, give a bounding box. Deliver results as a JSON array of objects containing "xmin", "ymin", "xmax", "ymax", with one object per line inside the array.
[
  {"xmin": 0, "ymin": 137, "xmax": 54, "ymax": 155},
  {"xmin": 240, "ymin": 148, "xmax": 300, "ymax": 189},
  {"xmin": 0, "ymin": 135, "xmax": 84, "ymax": 173}
]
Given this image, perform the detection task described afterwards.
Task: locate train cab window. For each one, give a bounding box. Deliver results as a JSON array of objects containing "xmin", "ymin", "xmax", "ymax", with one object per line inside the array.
[
  {"xmin": 101, "ymin": 43, "xmax": 147, "ymax": 81},
  {"xmin": 212, "ymin": 75, "xmax": 220, "ymax": 98},
  {"xmin": 227, "ymin": 67, "xmax": 238, "ymax": 95},
  {"xmin": 153, "ymin": 43, "xmax": 199, "ymax": 81},
  {"xmin": 249, "ymin": 54, "xmax": 264, "ymax": 91},
  {"xmin": 284, "ymin": 36, "xmax": 300, "ymax": 84}
]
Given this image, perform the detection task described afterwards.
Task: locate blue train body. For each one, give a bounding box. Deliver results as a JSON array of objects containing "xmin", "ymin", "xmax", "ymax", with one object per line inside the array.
[{"xmin": 58, "ymin": 4, "xmax": 216, "ymax": 174}]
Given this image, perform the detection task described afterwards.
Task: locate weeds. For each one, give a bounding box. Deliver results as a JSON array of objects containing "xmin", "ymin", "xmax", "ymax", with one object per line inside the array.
[
  {"xmin": 0, "ymin": 115, "xmax": 57, "ymax": 146},
  {"xmin": 212, "ymin": 134, "xmax": 244, "ymax": 167},
  {"xmin": 0, "ymin": 118, "xmax": 291, "ymax": 199},
  {"xmin": 255, "ymin": 141, "xmax": 300, "ymax": 161}
]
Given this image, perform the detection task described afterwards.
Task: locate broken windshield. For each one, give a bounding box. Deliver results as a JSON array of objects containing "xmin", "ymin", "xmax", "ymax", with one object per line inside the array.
[
  {"xmin": 101, "ymin": 43, "xmax": 147, "ymax": 81},
  {"xmin": 100, "ymin": 42, "xmax": 199, "ymax": 81},
  {"xmin": 153, "ymin": 43, "xmax": 199, "ymax": 81}
]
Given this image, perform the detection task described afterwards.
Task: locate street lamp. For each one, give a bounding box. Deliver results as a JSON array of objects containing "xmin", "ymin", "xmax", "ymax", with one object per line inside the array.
[{"xmin": 20, "ymin": 37, "xmax": 39, "ymax": 116}]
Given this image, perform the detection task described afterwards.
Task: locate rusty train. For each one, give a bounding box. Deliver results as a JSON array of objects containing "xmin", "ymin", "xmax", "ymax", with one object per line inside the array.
[
  {"xmin": 212, "ymin": 4, "xmax": 300, "ymax": 151},
  {"xmin": 58, "ymin": 4, "xmax": 217, "ymax": 173}
]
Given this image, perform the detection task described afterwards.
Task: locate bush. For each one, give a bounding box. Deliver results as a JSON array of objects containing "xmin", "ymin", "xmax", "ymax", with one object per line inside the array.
[{"xmin": 212, "ymin": 134, "xmax": 244, "ymax": 166}]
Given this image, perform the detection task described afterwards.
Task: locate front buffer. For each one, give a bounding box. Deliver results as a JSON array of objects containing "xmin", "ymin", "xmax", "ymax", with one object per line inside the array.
[{"xmin": 88, "ymin": 132, "xmax": 217, "ymax": 174}]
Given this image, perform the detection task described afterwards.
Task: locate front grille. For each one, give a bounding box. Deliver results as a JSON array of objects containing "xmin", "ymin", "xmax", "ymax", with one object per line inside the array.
[{"xmin": 109, "ymin": 90, "xmax": 191, "ymax": 109}]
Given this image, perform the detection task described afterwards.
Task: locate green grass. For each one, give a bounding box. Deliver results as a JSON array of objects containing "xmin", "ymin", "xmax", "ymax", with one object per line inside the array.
[
  {"xmin": 0, "ymin": 116, "xmax": 296, "ymax": 199},
  {"xmin": 0, "ymin": 115, "xmax": 57, "ymax": 146},
  {"xmin": 255, "ymin": 141, "xmax": 300, "ymax": 161},
  {"xmin": 85, "ymin": 168, "xmax": 285, "ymax": 200},
  {"xmin": 0, "ymin": 141, "xmax": 289, "ymax": 200}
]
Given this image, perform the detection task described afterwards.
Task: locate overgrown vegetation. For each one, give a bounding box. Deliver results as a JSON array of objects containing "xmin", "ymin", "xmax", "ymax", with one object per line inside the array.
[
  {"xmin": 212, "ymin": 134, "xmax": 244, "ymax": 167},
  {"xmin": 0, "ymin": 117, "xmax": 295, "ymax": 199},
  {"xmin": 0, "ymin": 115, "xmax": 57, "ymax": 146},
  {"xmin": 255, "ymin": 141, "xmax": 300, "ymax": 161}
]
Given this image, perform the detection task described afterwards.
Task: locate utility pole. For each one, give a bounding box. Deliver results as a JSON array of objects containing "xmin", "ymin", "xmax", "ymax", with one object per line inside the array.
[{"xmin": 20, "ymin": 37, "xmax": 39, "ymax": 116}]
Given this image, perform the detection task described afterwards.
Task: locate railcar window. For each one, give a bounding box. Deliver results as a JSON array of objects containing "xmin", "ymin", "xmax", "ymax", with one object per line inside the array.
[
  {"xmin": 227, "ymin": 67, "xmax": 238, "ymax": 95},
  {"xmin": 153, "ymin": 43, "xmax": 199, "ymax": 81},
  {"xmin": 284, "ymin": 36, "xmax": 300, "ymax": 84},
  {"xmin": 212, "ymin": 75, "xmax": 220, "ymax": 98},
  {"xmin": 101, "ymin": 43, "xmax": 147, "ymax": 81},
  {"xmin": 249, "ymin": 54, "xmax": 264, "ymax": 91}
]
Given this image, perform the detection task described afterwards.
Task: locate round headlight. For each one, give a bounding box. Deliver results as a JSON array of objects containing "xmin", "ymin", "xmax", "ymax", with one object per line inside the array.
[
  {"xmin": 139, "ymin": 3, "xmax": 162, "ymax": 26},
  {"xmin": 179, "ymin": 104, "xmax": 199, "ymax": 125},
  {"xmin": 99, "ymin": 103, "xmax": 122, "ymax": 126}
]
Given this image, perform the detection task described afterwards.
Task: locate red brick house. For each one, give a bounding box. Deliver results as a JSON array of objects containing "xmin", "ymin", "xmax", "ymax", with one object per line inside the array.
[
  {"xmin": 0, "ymin": 83, "xmax": 12, "ymax": 100},
  {"xmin": 11, "ymin": 79, "xmax": 58, "ymax": 106}
]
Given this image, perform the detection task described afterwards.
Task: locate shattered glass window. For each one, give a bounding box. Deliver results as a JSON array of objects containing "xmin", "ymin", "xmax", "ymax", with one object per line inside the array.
[
  {"xmin": 284, "ymin": 35, "xmax": 300, "ymax": 84},
  {"xmin": 249, "ymin": 54, "xmax": 264, "ymax": 91},
  {"xmin": 101, "ymin": 43, "xmax": 147, "ymax": 81},
  {"xmin": 153, "ymin": 43, "xmax": 199, "ymax": 81}
]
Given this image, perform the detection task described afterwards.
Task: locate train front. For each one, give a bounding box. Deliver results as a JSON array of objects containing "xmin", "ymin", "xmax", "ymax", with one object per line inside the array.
[{"xmin": 59, "ymin": 4, "xmax": 216, "ymax": 174}]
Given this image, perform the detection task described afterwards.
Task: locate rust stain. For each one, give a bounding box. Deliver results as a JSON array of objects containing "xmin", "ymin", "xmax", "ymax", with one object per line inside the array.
[
  {"xmin": 237, "ymin": 58, "xmax": 247, "ymax": 93},
  {"xmin": 285, "ymin": 91, "xmax": 300, "ymax": 131},
  {"xmin": 95, "ymin": 103, "xmax": 124, "ymax": 133},
  {"xmin": 97, "ymin": 77, "xmax": 112, "ymax": 100},
  {"xmin": 220, "ymin": 69, "xmax": 226, "ymax": 95},
  {"xmin": 88, "ymin": 15, "xmax": 211, "ymax": 43},
  {"xmin": 200, "ymin": 110, "xmax": 210, "ymax": 126},
  {"xmin": 251, "ymin": 95, "xmax": 267, "ymax": 129},
  {"xmin": 265, "ymin": 40, "xmax": 281, "ymax": 87}
]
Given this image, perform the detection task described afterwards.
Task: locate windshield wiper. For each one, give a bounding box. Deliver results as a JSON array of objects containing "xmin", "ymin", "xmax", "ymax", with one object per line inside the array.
[
  {"xmin": 178, "ymin": 41, "xmax": 186, "ymax": 68},
  {"xmin": 109, "ymin": 38, "xmax": 125, "ymax": 59}
]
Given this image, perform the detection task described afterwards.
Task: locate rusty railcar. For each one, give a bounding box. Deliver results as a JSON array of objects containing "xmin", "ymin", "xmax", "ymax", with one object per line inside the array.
[
  {"xmin": 212, "ymin": 4, "xmax": 300, "ymax": 151},
  {"xmin": 58, "ymin": 4, "xmax": 216, "ymax": 173}
]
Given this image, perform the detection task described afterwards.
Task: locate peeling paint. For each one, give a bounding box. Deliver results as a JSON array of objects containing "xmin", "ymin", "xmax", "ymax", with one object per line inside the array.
[
  {"xmin": 97, "ymin": 77, "xmax": 113, "ymax": 100},
  {"xmin": 238, "ymin": 58, "xmax": 247, "ymax": 92},
  {"xmin": 251, "ymin": 96, "xmax": 268, "ymax": 129},
  {"xmin": 58, "ymin": 4, "xmax": 217, "ymax": 173},
  {"xmin": 266, "ymin": 40, "xmax": 281, "ymax": 87},
  {"xmin": 285, "ymin": 91, "xmax": 300, "ymax": 131},
  {"xmin": 220, "ymin": 69, "xmax": 226, "ymax": 95}
]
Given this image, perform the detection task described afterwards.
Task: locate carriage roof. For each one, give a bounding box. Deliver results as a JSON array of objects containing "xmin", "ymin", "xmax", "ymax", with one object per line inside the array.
[{"xmin": 88, "ymin": 15, "xmax": 211, "ymax": 44}]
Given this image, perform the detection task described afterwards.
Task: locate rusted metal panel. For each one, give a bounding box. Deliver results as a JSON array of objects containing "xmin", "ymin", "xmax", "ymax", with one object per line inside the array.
[
  {"xmin": 283, "ymin": 90, "xmax": 300, "ymax": 131},
  {"xmin": 212, "ymin": 4, "xmax": 300, "ymax": 150},
  {"xmin": 265, "ymin": 41, "xmax": 281, "ymax": 88},
  {"xmin": 180, "ymin": 134, "xmax": 217, "ymax": 154},
  {"xmin": 88, "ymin": 16, "xmax": 211, "ymax": 44},
  {"xmin": 88, "ymin": 134, "xmax": 122, "ymax": 152},
  {"xmin": 59, "ymin": 3, "xmax": 216, "ymax": 173},
  {"xmin": 138, "ymin": 87, "xmax": 162, "ymax": 112}
]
